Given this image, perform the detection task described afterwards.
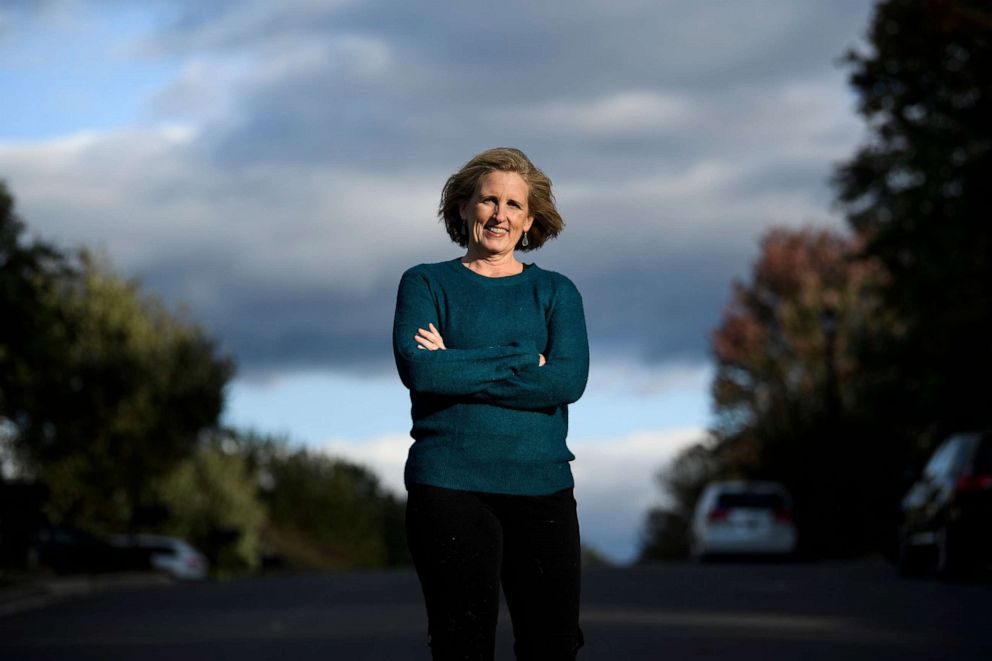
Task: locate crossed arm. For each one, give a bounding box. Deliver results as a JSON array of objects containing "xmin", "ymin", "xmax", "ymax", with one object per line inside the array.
[
  {"xmin": 392, "ymin": 270, "xmax": 589, "ymax": 411},
  {"xmin": 415, "ymin": 323, "xmax": 547, "ymax": 366}
]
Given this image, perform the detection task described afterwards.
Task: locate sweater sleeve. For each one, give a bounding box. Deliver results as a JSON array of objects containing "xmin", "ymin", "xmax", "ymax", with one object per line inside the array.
[
  {"xmin": 393, "ymin": 268, "xmax": 535, "ymax": 396},
  {"xmin": 471, "ymin": 276, "xmax": 589, "ymax": 411}
]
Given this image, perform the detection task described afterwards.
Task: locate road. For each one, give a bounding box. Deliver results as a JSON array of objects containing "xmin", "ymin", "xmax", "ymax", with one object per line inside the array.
[{"xmin": 1, "ymin": 561, "xmax": 988, "ymax": 660}]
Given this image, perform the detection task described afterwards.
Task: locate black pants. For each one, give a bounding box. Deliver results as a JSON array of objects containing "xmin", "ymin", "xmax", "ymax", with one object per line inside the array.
[{"xmin": 406, "ymin": 484, "xmax": 584, "ymax": 661}]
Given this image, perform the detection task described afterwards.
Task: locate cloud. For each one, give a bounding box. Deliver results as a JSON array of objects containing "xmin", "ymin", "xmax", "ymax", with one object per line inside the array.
[
  {"xmin": 495, "ymin": 91, "xmax": 694, "ymax": 138},
  {"xmin": 322, "ymin": 433, "xmax": 410, "ymax": 497},
  {"xmin": 0, "ymin": 0, "xmax": 874, "ymax": 377}
]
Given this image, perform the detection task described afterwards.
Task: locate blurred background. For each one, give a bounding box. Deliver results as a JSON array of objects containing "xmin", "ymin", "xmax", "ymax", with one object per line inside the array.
[{"xmin": 1, "ymin": 0, "xmax": 989, "ymax": 578}]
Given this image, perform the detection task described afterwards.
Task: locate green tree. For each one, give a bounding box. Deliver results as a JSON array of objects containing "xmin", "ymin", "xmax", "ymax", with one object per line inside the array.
[
  {"xmin": 0, "ymin": 181, "xmax": 74, "ymax": 454},
  {"xmin": 157, "ymin": 436, "xmax": 267, "ymax": 574},
  {"xmin": 835, "ymin": 0, "xmax": 992, "ymax": 442},
  {"xmin": 259, "ymin": 445, "xmax": 406, "ymax": 569},
  {"xmin": 1, "ymin": 183, "xmax": 233, "ymax": 530},
  {"xmin": 31, "ymin": 253, "xmax": 234, "ymax": 529}
]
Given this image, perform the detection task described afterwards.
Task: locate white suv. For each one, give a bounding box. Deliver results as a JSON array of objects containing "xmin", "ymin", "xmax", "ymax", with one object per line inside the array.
[{"xmin": 690, "ymin": 481, "xmax": 798, "ymax": 560}]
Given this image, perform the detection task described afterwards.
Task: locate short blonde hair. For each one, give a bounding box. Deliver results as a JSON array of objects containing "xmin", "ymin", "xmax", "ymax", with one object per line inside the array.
[{"xmin": 439, "ymin": 147, "xmax": 564, "ymax": 251}]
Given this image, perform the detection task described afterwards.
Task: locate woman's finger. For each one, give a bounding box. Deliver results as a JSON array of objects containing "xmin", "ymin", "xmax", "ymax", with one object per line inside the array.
[
  {"xmin": 416, "ymin": 328, "xmax": 439, "ymax": 343},
  {"xmin": 427, "ymin": 323, "xmax": 446, "ymax": 350},
  {"xmin": 415, "ymin": 325, "xmax": 446, "ymax": 351},
  {"xmin": 415, "ymin": 333, "xmax": 438, "ymax": 350}
]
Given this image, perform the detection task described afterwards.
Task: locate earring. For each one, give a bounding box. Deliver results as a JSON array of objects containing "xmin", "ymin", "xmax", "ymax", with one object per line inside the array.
[{"xmin": 521, "ymin": 232, "xmax": 530, "ymax": 247}]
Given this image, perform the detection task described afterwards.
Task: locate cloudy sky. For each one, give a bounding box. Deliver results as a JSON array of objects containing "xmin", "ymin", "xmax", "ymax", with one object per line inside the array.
[{"xmin": 0, "ymin": 0, "xmax": 873, "ymax": 562}]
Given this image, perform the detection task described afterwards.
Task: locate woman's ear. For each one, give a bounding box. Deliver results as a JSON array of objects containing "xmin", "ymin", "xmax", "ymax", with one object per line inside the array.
[{"xmin": 524, "ymin": 216, "xmax": 535, "ymax": 233}]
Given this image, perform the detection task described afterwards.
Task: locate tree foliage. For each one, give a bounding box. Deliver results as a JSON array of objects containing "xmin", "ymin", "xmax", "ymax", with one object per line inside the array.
[
  {"xmin": 32, "ymin": 254, "xmax": 233, "ymax": 529},
  {"xmin": 835, "ymin": 0, "xmax": 992, "ymax": 438},
  {"xmin": 1, "ymin": 181, "xmax": 234, "ymax": 531},
  {"xmin": 710, "ymin": 229, "xmax": 870, "ymax": 443},
  {"xmin": 157, "ymin": 436, "xmax": 267, "ymax": 574},
  {"xmin": 253, "ymin": 440, "xmax": 408, "ymax": 570},
  {"xmin": 0, "ymin": 181, "xmax": 74, "ymax": 445},
  {"xmin": 705, "ymin": 228, "xmax": 881, "ymax": 554}
]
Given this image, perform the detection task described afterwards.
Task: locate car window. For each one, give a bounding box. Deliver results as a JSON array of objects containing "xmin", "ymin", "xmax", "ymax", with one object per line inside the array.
[
  {"xmin": 924, "ymin": 440, "xmax": 956, "ymax": 478},
  {"xmin": 715, "ymin": 493, "xmax": 784, "ymax": 509}
]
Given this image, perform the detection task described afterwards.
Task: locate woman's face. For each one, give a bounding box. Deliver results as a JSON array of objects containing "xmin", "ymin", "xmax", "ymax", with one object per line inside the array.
[{"xmin": 460, "ymin": 170, "xmax": 534, "ymax": 259}]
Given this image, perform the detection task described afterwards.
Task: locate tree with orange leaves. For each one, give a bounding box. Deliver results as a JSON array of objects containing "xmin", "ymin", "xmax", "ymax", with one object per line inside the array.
[{"xmin": 643, "ymin": 226, "xmax": 888, "ymax": 560}]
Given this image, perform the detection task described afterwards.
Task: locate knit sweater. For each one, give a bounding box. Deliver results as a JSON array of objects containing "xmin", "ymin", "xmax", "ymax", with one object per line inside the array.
[{"xmin": 392, "ymin": 258, "xmax": 589, "ymax": 495}]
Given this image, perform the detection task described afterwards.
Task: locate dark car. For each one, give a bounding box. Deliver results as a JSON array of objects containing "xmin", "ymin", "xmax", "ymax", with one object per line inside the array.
[
  {"xmin": 898, "ymin": 431, "xmax": 992, "ymax": 577},
  {"xmin": 30, "ymin": 526, "xmax": 148, "ymax": 574}
]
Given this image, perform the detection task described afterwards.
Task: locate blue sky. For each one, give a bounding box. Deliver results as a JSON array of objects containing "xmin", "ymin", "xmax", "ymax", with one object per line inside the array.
[{"xmin": 0, "ymin": 0, "xmax": 874, "ymax": 562}]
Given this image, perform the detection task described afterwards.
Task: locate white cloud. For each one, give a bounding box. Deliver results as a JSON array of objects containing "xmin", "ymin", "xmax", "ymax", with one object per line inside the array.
[
  {"xmin": 0, "ymin": 126, "xmax": 445, "ymax": 298},
  {"xmin": 587, "ymin": 359, "xmax": 713, "ymax": 397},
  {"xmin": 498, "ymin": 90, "xmax": 693, "ymax": 137},
  {"xmin": 321, "ymin": 434, "xmax": 410, "ymax": 497}
]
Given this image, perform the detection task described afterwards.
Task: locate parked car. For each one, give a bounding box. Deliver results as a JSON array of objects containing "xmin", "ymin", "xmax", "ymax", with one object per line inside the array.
[
  {"xmin": 30, "ymin": 526, "xmax": 146, "ymax": 574},
  {"xmin": 898, "ymin": 431, "xmax": 992, "ymax": 578},
  {"xmin": 690, "ymin": 481, "xmax": 798, "ymax": 560},
  {"xmin": 108, "ymin": 534, "xmax": 209, "ymax": 580}
]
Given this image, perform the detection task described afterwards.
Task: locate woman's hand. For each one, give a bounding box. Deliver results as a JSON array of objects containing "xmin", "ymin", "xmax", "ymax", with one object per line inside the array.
[{"xmin": 415, "ymin": 322, "xmax": 446, "ymax": 351}]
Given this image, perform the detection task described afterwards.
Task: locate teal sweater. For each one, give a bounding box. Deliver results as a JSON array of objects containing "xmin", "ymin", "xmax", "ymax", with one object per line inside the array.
[{"xmin": 392, "ymin": 258, "xmax": 589, "ymax": 495}]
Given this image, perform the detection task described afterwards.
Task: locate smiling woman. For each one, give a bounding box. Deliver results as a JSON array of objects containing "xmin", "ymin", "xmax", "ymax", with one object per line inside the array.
[{"xmin": 393, "ymin": 147, "xmax": 588, "ymax": 660}]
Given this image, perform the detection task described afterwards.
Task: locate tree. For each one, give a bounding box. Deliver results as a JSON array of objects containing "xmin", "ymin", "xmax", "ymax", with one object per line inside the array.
[
  {"xmin": 31, "ymin": 253, "xmax": 234, "ymax": 529},
  {"xmin": 230, "ymin": 431, "xmax": 409, "ymax": 570},
  {"xmin": 640, "ymin": 227, "xmax": 884, "ymax": 559},
  {"xmin": 710, "ymin": 228, "xmax": 888, "ymax": 554},
  {"xmin": 0, "ymin": 181, "xmax": 74, "ymax": 449},
  {"xmin": 157, "ymin": 435, "xmax": 267, "ymax": 574},
  {"xmin": 1, "ymin": 182, "xmax": 234, "ymax": 530},
  {"xmin": 835, "ymin": 0, "xmax": 992, "ymax": 441},
  {"xmin": 259, "ymin": 444, "xmax": 407, "ymax": 569}
]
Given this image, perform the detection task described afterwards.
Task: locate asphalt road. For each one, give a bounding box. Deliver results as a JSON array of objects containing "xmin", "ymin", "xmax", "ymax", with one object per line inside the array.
[{"xmin": 1, "ymin": 561, "xmax": 989, "ymax": 660}]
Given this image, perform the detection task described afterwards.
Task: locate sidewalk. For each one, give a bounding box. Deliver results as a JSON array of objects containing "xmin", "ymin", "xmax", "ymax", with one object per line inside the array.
[{"xmin": 0, "ymin": 571, "xmax": 172, "ymax": 618}]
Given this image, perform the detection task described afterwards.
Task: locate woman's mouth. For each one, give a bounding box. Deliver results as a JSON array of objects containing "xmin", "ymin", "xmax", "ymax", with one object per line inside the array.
[{"xmin": 484, "ymin": 223, "xmax": 509, "ymax": 237}]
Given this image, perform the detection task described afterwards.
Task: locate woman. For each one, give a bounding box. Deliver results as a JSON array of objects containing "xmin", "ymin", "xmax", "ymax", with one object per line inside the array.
[{"xmin": 392, "ymin": 147, "xmax": 589, "ymax": 660}]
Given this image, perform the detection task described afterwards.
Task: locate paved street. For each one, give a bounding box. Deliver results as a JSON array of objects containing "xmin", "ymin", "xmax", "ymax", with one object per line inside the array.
[{"xmin": 1, "ymin": 561, "xmax": 989, "ymax": 660}]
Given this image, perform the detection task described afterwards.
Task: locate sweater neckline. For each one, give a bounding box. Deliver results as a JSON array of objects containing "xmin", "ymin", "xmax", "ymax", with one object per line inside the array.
[{"xmin": 446, "ymin": 258, "xmax": 539, "ymax": 285}]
